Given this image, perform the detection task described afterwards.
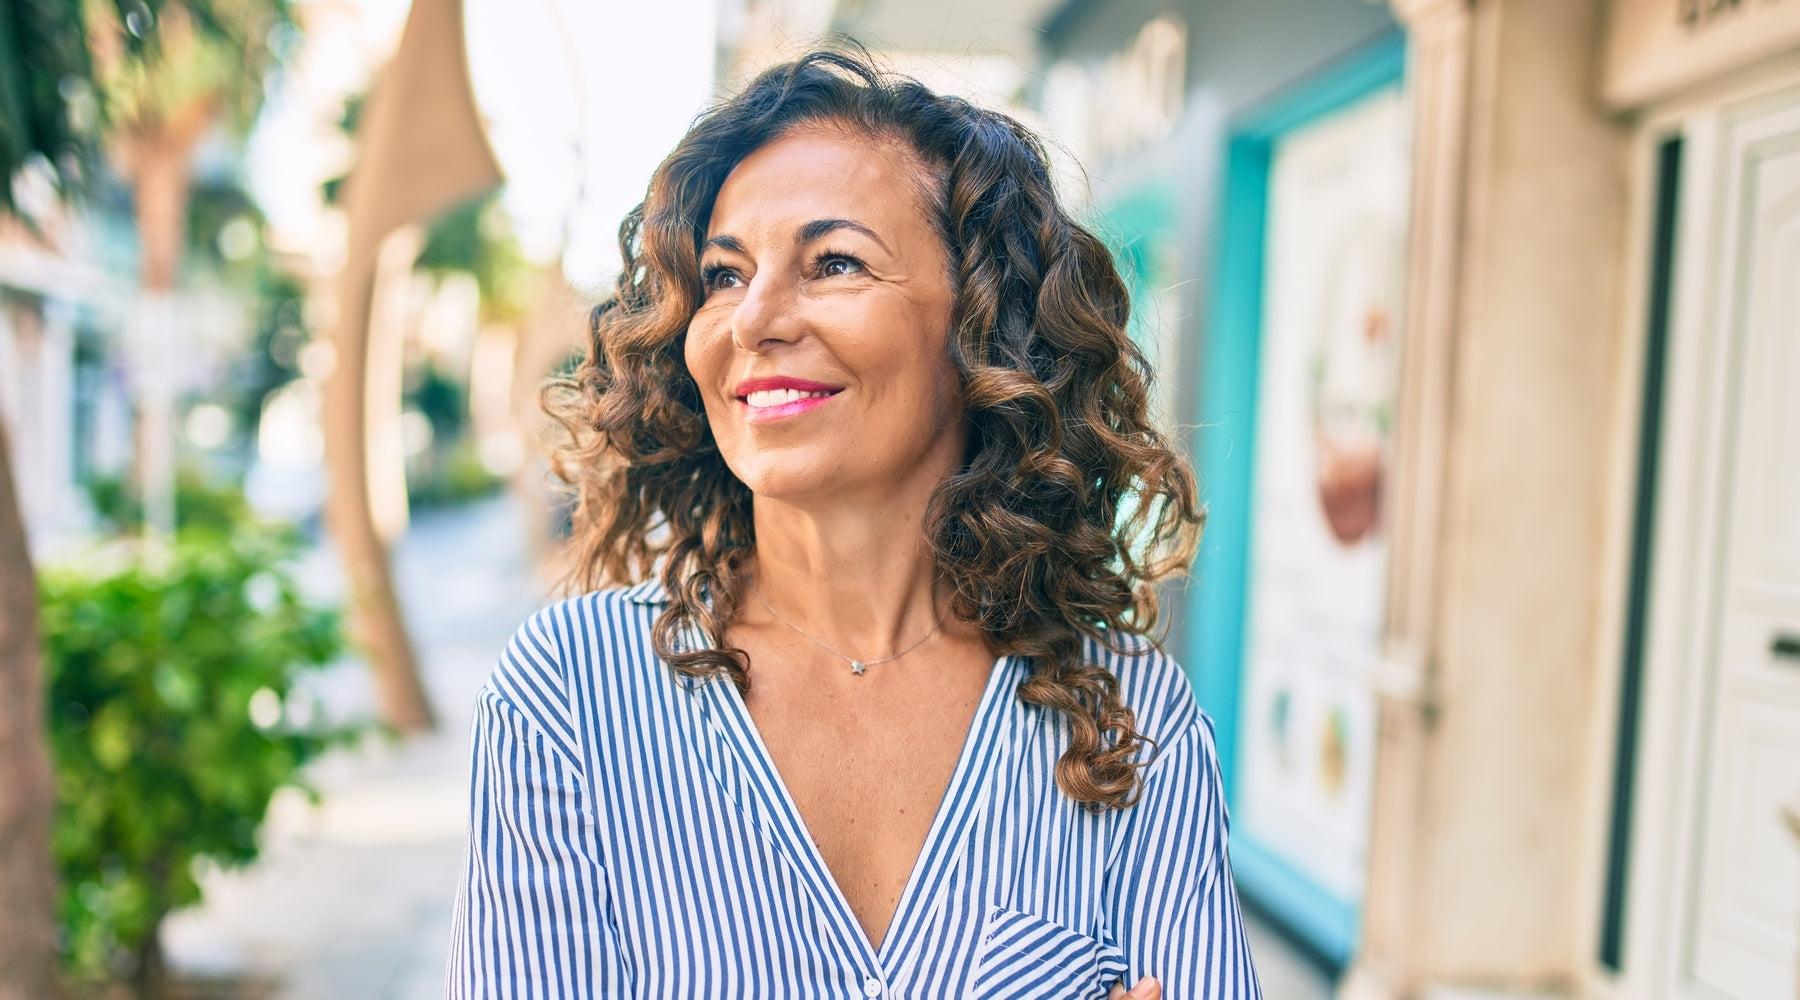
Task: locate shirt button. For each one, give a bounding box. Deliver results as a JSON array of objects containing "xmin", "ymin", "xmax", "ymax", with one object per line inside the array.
[{"xmin": 861, "ymin": 976, "xmax": 882, "ymax": 997}]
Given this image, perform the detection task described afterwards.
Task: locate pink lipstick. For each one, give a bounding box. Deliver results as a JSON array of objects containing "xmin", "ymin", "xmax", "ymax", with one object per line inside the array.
[{"xmin": 733, "ymin": 375, "xmax": 845, "ymax": 424}]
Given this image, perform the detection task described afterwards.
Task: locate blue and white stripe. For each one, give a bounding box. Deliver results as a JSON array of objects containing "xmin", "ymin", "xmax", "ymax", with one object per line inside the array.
[{"xmin": 446, "ymin": 577, "xmax": 1262, "ymax": 998}]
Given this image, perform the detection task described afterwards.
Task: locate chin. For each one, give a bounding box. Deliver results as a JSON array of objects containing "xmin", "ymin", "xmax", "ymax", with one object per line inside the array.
[{"xmin": 728, "ymin": 451, "xmax": 855, "ymax": 503}]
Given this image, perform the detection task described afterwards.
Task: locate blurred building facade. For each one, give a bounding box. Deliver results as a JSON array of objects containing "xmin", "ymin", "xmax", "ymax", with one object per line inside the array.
[
  {"xmin": 0, "ymin": 205, "xmax": 133, "ymax": 552},
  {"xmin": 0, "ymin": 176, "xmax": 254, "ymax": 558},
  {"xmin": 791, "ymin": 0, "xmax": 1800, "ymax": 997},
  {"xmin": 1032, "ymin": 0, "xmax": 1404, "ymax": 983}
]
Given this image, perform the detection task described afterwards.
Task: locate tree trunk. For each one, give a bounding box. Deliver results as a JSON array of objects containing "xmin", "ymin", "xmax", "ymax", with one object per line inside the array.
[
  {"xmin": 0, "ymin": 419, "xmax": 63, "ymax": 1000},
  {"xmin": 130, "ymin": 923, "xmax": 164, "ymax": 1000},
  {"xmin": 319, "ymin": 0, "xmax": 507, "ymax": 733},
  {"xmin": 130, "ymin": 127, "xmax": 196, "ymax": 294},
  {"xmin": 324, "ymin": 235, "xmax": 437, "ymax": 733}
]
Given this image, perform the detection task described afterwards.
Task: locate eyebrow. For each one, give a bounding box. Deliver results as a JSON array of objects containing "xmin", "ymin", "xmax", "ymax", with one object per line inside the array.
[{"xmin": 701, "ymin": 218, "xmax": 890, "ymax": 257}]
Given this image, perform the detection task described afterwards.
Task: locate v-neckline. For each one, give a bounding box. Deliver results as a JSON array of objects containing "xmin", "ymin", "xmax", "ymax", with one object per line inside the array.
[{"xmin": 698, "ymin": 641, "xmax": 1018, "ymax": 973}]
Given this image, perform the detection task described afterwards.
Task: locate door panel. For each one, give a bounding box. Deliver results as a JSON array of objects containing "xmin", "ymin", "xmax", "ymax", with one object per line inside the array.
[{"xmin": 1687, "ymin": 89, "xmax": 1800, "ymax": 1000}]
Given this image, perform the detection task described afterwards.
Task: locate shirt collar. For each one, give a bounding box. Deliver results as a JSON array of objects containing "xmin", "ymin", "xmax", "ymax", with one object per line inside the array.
[{"xmin": 620, "ymin": 576, "xmax": 673, "ymax": 605}]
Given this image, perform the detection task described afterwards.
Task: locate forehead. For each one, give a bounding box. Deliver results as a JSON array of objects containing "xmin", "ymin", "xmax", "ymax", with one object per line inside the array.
[{"xmin": 704, "ymin": 126, "xmax": 937, "ymax": 243}]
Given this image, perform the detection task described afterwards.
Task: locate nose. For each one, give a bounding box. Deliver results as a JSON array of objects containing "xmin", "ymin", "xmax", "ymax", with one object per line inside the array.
[{"xmin": 729, "ymin": 267, "xmax": 804, "ymax": 352}]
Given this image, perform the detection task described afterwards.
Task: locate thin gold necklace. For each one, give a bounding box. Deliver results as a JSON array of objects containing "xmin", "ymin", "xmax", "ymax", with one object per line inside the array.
[{"xmin": 748, "ymin": 579, "xmax": 942, "ymax": 676}]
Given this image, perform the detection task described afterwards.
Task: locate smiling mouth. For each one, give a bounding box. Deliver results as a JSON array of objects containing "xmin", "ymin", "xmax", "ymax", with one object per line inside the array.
[{"xmin": 735, "ymin": 387, "xmax": 843, "ymax": 422}]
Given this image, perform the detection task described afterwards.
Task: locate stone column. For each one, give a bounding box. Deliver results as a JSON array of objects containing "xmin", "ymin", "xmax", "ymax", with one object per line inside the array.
[
  {"xmin": 1344, "ymin": 2, "xmax": 1473, "ymax": 996},
  {"xmin": 1346, "ymin": 1, "xmax": 1631, "ymax": 996}
]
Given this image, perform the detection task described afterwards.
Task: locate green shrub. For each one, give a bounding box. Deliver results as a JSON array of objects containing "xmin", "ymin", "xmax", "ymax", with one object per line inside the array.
[
  {"xmin": 37, "ymin": 517, "xmax": 368, "ymax": 988},
  {"xmin": 83, "ymin": 469, "xmax": 253, "ymax": 537}
]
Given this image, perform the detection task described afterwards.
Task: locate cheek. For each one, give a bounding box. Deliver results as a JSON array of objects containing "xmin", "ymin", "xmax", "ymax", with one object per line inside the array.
[
  {"xmin": 682, "ymin": 317, "xmax": 728, "ymax": 406},
  {"xmin": 850, "ymin": 316, "xmax": 959, "ymax": 428}
]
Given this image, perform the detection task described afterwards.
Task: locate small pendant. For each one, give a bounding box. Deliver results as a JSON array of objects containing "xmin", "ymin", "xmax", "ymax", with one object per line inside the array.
[{"xmin": 850, "ymin": 660, "xmax": 866, "ymax": 676}]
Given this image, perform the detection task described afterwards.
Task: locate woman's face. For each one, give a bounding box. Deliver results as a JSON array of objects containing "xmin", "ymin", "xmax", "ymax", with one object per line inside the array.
[{"xmin": 684, "ymin": 125, "xmax": 964, "ymax": 506}]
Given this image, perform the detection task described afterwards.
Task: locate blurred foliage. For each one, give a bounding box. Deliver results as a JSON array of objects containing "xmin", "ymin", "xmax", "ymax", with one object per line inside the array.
[
  {"xmin": 409, "ymin": 438, "xmax": 504, "ymax": 511},
  {"xmin": 0, "ymin": 0, "xmax": 296, "ymax": 222},
  {"xmin": 401, "ymin": 359, "xmax": 505, "ymax": 508},
  {"xmin": 84, "ymin": 466, "xmax": 249, "ymax": 535},
  {"xmin": 414, "ymin": 190, "xmax": 538, "ymax": 323},
  {"xmin": 0, "ymin": 0, "xmax": 100, "ymax": 219},
  {"xmin": 185, "ymin": 176, "xmax": 261, "ymax": 271},
  {"xmin": 37, "ymin": 497, "xmax": 368, "ymax": 984},
  {"xmin": 224, "ymin": 259, "xmax": 308, "ymax": 444},
  {"xmin": 92, "ymin": 0, "xmax": 297, "ymax": 140},
  {"xmin": 406, "ymin": 356, "xmax": 465, "ymax": 441},
  {"xmin": 317, "ymin": 89, "xmax": 362, "ymax": 206},
  {"xmin": 182, "ymin": 175, "xmax": 311, "ymax": 456}
]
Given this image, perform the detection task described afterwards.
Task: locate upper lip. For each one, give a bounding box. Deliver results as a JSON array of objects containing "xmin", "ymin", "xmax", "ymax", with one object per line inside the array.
[{"xmin": 733, "ymin": 375, "xmax": 845, "ymax": 399}]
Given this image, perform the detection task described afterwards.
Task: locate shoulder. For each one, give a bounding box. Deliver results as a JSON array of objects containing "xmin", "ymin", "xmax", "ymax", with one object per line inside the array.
[
  {"xmin": 1078, "ymin": 630, "xmax": 1211, "ymax": 768},
  {"xmin": 492, "ymin": 583, "xmax": 665, "ymax": 691},
  {"xmin": 480, "ymin": 584, "xmax": 664, "ymax": 753}
]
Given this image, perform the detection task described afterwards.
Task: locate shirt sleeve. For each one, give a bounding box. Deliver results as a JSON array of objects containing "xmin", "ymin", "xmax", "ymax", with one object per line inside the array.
[
  {"xmin": 444, "ymin": 685, "xmax": 628, "ymax": 998},
  {"xmin": 1102, "ymin": 714, "xmax": 1263, "ymax": 999}
]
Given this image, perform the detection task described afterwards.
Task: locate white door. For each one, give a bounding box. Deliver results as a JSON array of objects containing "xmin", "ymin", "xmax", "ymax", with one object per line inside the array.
[{"xmin": 1676, "ymin": 79, "xmax": 1800, "ymax": 1000}]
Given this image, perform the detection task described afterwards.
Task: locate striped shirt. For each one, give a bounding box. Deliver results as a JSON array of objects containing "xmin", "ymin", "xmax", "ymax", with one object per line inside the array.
[{"xmin": 446, "ymin": 577, "xmax": 1262, "ymax": 998}]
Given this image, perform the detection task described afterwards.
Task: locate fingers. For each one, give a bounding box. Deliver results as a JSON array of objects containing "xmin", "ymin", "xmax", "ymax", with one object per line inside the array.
[{"xmin": 1108, "ymin": 975, "xmax": 1162, "ymax": 999}]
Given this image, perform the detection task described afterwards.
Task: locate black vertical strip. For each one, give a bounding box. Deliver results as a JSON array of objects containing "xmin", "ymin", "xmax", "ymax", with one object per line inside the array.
[{"xmin": 1599, "ymin": 134, "xmax": 1683, "ymax": 973}]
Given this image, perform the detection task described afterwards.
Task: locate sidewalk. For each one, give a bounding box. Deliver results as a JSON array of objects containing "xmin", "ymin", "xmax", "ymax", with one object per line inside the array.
[
  {"xmin": 161, "ymin": 491, "xmax": 1336, "ymax": 998},
  {"xmin": 1246, "ymin": 914, "xmax": 1334, "ymax": 1000}
]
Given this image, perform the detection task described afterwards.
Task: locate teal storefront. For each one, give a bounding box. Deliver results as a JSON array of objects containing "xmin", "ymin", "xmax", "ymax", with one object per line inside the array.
[
  {"xmin": 1186, "ymin": 33, "xmax": 1409, "ymax": 970},
  {"xmin": 1041, "ymin": 0, "xmax": 1410, "ymax": 972}
]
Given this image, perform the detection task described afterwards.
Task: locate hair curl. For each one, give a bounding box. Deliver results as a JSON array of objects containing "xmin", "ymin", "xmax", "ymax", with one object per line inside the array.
[{"xmin": 542, "ymin": 43, "xmax": 1205, "ymax": 812}]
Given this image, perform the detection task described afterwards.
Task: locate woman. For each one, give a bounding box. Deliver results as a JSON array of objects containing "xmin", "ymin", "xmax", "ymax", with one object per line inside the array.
[{"xmin": 447, "ymin": 46, "xmax": 1262, "ymax": 1000}]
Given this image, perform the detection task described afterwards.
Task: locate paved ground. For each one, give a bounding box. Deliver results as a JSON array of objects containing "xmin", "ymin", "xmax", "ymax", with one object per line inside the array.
[
  {"xmin": 160, "ymin": 492, "xmax": 1334, "ymax": 998},
  {"xmin": 1246, "ymin": 916, "xmax": 1334, "ymax": 1000}
]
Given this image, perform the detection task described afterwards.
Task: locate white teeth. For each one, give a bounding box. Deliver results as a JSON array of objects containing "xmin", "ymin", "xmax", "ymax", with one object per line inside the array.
[{"xmin": 744, "ymin": 388, "xmax": 834, "ymax": 408}]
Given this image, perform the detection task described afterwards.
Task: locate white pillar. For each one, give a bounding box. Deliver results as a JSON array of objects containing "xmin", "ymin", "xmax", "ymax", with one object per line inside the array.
[
  {"xmin": 1349, "ymin": 0, "xmax": 1632, "ymax": 996},
  {"xmin": 125, "ymin": 291, "xmax": 181, "ymax": 537}
]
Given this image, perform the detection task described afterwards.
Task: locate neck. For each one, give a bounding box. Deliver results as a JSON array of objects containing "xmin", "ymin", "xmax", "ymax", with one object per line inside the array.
[{"xmin": 746, "ymin": 492, "xmax": 945, "ymax": 658}]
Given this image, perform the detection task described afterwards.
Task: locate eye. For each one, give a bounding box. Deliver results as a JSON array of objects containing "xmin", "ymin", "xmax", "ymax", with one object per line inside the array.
[
  {"xmin": 811, "ymin": 249, "xmax": 865, "ymax": 279},
  {"xmin": 700, "ymin": 262, "xmax": 742, "ymax": 293}
]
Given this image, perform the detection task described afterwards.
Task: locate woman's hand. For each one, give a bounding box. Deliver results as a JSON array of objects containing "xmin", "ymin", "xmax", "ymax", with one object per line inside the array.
[{"xmin": 1108, "ymin": 975, "xmax": 1162, "ymax": 999}]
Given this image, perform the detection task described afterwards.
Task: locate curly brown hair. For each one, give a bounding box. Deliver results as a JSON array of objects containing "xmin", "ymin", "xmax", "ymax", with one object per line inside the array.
[{"xmin": 541, "ymin": 43, "xmax": 1205, "ymax": 812}]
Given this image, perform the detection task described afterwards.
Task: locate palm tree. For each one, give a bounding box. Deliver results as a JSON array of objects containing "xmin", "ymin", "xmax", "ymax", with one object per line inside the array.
[{"xmin": 90, "ymin": 0, "xmax": 293, "ymax": 535}]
